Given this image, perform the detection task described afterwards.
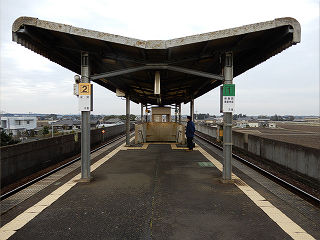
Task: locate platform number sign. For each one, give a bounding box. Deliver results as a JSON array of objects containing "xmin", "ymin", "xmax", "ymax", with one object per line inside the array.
[
  {"xmin": 78, "ymin": 83, "xmax": 92, "ymax": 111},
  {"xmin": 79, "ymin": 83, "xmax": 91, "ymax": 95},
  {"xmin": 223, "ymin": 84, "xmax": 235, "ymax": 113}
]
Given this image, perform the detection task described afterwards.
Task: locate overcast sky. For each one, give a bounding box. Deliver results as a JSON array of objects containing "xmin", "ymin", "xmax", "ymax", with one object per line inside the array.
[{"xmin": 0, "ymin": 0, "xmax": 319, "ymax": 116}]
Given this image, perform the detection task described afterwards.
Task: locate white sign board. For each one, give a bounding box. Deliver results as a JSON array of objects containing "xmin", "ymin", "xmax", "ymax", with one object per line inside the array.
[
  {"xmin": 223, "ymin": 96, "xmax": 235, "ymax": 112},
  {"xmin": 79, "ymin": 95, "xmax": 91, "ymax": 111},
  {"xmin": 78, "ymin": 83, "xmax": 92, "ymax": 111},
  {"xmin": 73, "ymin": 84, "xmax": 79, "ymax": 96},
  {"xmin": 222, "ymin": 84, "xmax": 235, "ymax": 113}
]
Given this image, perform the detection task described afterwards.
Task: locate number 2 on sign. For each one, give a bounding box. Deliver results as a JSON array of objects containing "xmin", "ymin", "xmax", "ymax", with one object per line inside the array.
[
  {"xmin": 81, "ymin": 85, "xmax": 89, "ymax": 93},
  {"xmin": 79, "ymin": 83, "xmax": 91, "ymax": 95}
]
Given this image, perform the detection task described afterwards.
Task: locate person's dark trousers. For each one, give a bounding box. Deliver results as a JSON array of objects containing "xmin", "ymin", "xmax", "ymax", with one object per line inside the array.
[{"xmin": 187, "ymin": 137, "xmax": 194, "ymax": 150}]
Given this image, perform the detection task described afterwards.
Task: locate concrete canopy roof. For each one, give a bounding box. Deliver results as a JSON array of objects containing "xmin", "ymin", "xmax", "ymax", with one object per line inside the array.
[{"xmin": 12, "ymin": 17, "xmax": 300, "ymax": 105}]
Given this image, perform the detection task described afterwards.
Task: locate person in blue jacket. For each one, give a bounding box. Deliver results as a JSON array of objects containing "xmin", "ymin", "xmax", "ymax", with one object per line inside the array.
[{"xmin": 186, "ymin": 116, "xmax": 195, "ymax": 151}]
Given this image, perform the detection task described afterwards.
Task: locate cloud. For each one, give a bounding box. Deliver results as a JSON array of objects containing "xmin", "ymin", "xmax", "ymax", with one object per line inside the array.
[{"xmin": 1, "ymin": 43, "xmax": 54, "ymax": 73}]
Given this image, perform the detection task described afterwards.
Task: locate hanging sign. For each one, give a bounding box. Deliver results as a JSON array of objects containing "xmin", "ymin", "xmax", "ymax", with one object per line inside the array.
[
  {"xmin": 79, "ymin": 83, "xmax": 91, "ymax": 95},
  {"xmin": 222, "ymin": 84, "xmax": 235, "ymax": 113},
  {"xmin": 78, "ymin": 83, "xmax": 93, "ymax": 111}
]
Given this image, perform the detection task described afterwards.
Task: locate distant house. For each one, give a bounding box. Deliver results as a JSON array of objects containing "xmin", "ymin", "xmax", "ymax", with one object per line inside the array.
[
  {"xmin": 248, "ymin": 122, "xmax": 259, "ymax": 128},
  {"xmin": 257, "ymin": 118, "xmax": 270, "ymax": 122},
  {"xmin": 52, "ymin": 119, "xmax": 98, "ymax": 130},
  {"xmin": 235, "ymin": 121, "xmax": 259, "ymax": 128},
  {"xmin": 293, "ymin": 118, "xmax": 305, "ymax": 122},
  {"xmin": 52, "ymin": 119, "xmax": 81, "ymax": 130},
  {"xmin": 37, "ymin": 120, "xmax": 50, "ymax": 128},
  {"xmin": 268, "ymin": 123, "xmax": 276, "ymax": 128},
  {"xmin": 203, "ymin": 117, "xmax": 216, "ymax": 124},
  {"xmin": 215, "ymin": 117, "xmax": 223, "ymax": 124},
  {"xmin": 98, "ymin": 118, "xmax": 124, "ymax": 128},
  {"xmin": 0, "ymin": 116, "xmax": 37, "ymax": 135},
  {"xmin": 236, "ymin": 121, "xmax": 248, "ymax": 128},
  {"xmin": 104, "ymin": 118, "xmax": 124, "ymax": 124},
  {"xmin": 237, "ymin": 117, "xmax": 252, "ymax": 121}
]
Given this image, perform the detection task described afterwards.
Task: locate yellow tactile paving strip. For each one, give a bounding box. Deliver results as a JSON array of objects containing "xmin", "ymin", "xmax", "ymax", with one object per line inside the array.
[
  {"xmin": 197, "ymin": 146, "xmax": 315, "ymax": 240},
  {"xmin": 0, "ymin": 137, "xmax": 135, "ymax": 240}
]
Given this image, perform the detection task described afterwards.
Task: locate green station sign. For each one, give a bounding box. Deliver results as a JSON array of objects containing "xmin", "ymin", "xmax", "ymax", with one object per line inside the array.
[{"xmin": 223, "ymin": 84, "xmax": 235, "ymax": 96}]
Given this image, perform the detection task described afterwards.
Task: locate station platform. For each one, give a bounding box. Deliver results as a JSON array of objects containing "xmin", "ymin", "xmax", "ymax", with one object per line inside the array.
[{"xmin": 1, "ymin": 139, "xmax": 319, "ymax": 240}]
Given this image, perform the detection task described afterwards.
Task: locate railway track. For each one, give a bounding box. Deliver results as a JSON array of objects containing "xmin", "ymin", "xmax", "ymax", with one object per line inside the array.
[
  {"xmin": 0, "ymin": 133, "xmax": 129, "ymax": 201},
  {"xmin": 195, "ymin": 132, "xmax": 320, "ymax": 207}
]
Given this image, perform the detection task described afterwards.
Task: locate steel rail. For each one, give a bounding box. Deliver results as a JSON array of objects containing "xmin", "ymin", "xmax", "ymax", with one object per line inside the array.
[
  {"xmin": 0, "ymin": 133, "xmax": 129, "ymax": 201},
  {"xmin": 195, "ymin": 132, "xmax": 320, "ymax": 207}
]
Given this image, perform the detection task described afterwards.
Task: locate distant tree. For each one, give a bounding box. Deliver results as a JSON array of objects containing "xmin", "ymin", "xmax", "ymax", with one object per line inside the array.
[
  {"xmin": 233, "ymin": 113, "xmax": 247, "ymax": 120},
  {"xmin": 26, "ymin": 130, "xmax": 35, "ymax": 137},
  {"xmin": 104, "ymin": 115, "xmax": 117, "ymax": 121},
  {"xmin": 118, "ymin": 115, "xmax": 136, "ymax": 121},
  {"xmin": 1, "ymin": 131, "xmax": 20, "ymax": 146},
  {"xmin": 42, "ymin": 126, "xmax": 49, "ymax": 135},
  {"xmin": 270, "ymin": 114, "xmax": 278, "ymax": 121},
  {"xmin": 196, "ymin": 113, "xmax": 210, "ymax": 120},
  {"xmin": 271, "ymin": 114, "xmax": 285, "ymax": 121},
  {"xmin": 94, "ymin": 115, "xmax": 102, "ymax": 120},
  {"xmin": 287, "ymin": 116, "xmax": 294, "ymax": 121},
  {"xmin": 119, "ymin": 115, "xmax": 126, "ymax": 121},
  {"xmin": 130, "ymin": 114, "xmax": 136, "ymax": 121}
]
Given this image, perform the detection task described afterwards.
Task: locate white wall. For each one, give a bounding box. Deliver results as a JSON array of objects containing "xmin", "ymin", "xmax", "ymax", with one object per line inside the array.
[
  {"xmin": 0, "ymin": 117, "xmax": 37, "ymax": 130},
  {"xmin": 248, "ymin": 123, "xmax": 259, "ymax": 127}
]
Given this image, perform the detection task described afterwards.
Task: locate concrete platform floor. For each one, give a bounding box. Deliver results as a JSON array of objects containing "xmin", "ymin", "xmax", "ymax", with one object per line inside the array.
[{"xmin": 1, "ymin": 142, "xmax": 318, "ymax": 240}]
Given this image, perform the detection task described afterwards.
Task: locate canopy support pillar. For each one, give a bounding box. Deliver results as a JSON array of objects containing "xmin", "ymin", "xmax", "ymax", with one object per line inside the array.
[
  {"xmin": 80, "ymin": 52, "xmax": 91, "ymax": 181},
  {"xmin": 178, "ymin": 103, "xmax": 181, "ymax": 123},
  {"xmin": 175, "ymin": 104, "xmax": 177, "ymax": 122},
  {"xmin": 222, "ymin": 52, "xmax": 233, "ymax": 181},
  {"xmin": 140, "ymin": 103, "xmax": 144, "ymax": 123},
  {"xmin": 126, "ymin": 96, "xmax": 130, "ymax": 146},
  {"xmin": 190, "ymin": 98, "xmax": 194, "ymax": 121}
]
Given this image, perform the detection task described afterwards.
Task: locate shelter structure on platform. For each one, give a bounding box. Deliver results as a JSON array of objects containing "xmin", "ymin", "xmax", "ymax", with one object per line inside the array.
[{"xmin": 12, "ymin": 16, "xmax": 301, "ymax": 181}]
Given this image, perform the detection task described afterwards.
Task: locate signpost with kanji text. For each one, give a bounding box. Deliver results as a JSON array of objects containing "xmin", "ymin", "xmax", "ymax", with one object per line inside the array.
[
  {"xmin": 78, "ymin": 83, "xmax": 93, "ymax": 111},
  {"xmin": 222, "ymin": 84, "xmax": 235, "ymax": 113}
]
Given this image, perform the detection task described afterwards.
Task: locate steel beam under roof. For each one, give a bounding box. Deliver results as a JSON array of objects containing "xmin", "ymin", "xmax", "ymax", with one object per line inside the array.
[
  {"xmin": 12, "ymin": 17, "xmax": 301, "ymax": 105},
  {"xmin": 90, "ymin": 65, "xmax": 224, "ymax": 81}
]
